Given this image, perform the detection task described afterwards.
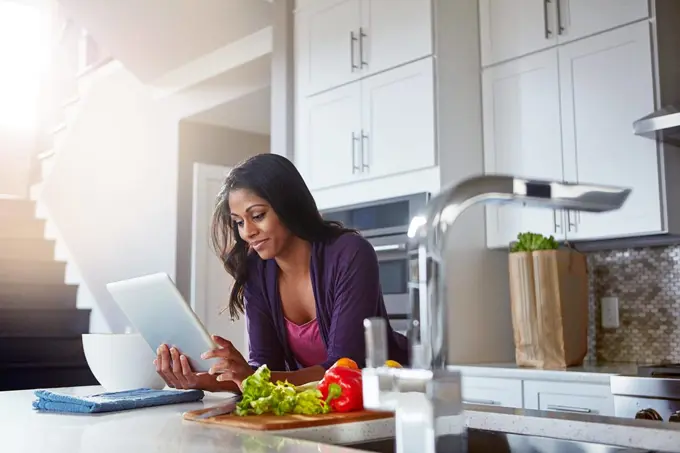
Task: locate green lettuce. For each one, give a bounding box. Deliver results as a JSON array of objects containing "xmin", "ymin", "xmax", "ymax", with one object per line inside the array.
[
  {"xmin": 510, "ymin": 232, "xmax": 559, "ymax": 253},
  {"xmin": 235, "ymin": 365, "xmax": 330, "ymax": 416}
]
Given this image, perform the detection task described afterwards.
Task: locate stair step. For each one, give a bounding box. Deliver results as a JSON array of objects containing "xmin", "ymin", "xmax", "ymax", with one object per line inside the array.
[
  {"xmin": 0, "ymin": 282, "xmax": 78, "ymax": 309},
  {"xmin": 0, "ymin": 198, "xmax": 36, "ymax": 219},
  {"xmin": 0, "ymin": 308, "xmax": 91, "ymax": 337},
  {"xmin": 0, "ymin": 218, "xmax": 45, "ymax": 239},
  {"xmin": 0, "ymin": 337, "xmax": 87, "ymax": 364},
  {"xmin": 0, "ymin": 259, "xmax": 66, "ymax": 285},
  {"xmin": 0, "ymin": 238, "xmax": 55, "ymax": 261},
  {"xmin": 0, "ymin": 362, "xmax": 98, "ymax": 391}
]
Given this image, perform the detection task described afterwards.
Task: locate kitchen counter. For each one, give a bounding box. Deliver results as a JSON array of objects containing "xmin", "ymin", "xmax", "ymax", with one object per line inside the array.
[
  {"xmin": 448, "ymin": 361, "xmax": 639, "ymax": 384},
  {"xmin": 4, "ymin": 385, "xmax": 680, "ymax": 452}
]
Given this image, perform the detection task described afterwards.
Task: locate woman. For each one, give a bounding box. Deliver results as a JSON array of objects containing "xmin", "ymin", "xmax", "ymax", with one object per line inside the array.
[{"xmin": 155, "ymin": 153, "xmax": 408, "ymax": 392}]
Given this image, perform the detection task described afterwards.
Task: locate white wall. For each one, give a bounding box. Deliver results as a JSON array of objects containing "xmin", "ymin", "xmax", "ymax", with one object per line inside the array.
[
  {"xmin": 0, "ymin": 127, "xmax": 32, "ymax": 197},
  {"xmin": 175, "ymin": 121, "xmax": 270, "ymax": 301},
  {"xmin": 41, "ymin": 63, "xmax": 180, "ymax": 333}
]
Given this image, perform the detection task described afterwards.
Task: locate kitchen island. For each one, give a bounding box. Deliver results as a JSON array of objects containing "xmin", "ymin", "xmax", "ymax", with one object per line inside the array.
[{"xmin": 3, "ymin": 385, "xmax": 680, "ymax": 453}]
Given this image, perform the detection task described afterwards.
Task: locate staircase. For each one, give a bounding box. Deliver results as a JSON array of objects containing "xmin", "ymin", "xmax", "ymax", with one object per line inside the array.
[{"xmin": 0, "ymin": 196, "xmax": 97, "ymax": 391}]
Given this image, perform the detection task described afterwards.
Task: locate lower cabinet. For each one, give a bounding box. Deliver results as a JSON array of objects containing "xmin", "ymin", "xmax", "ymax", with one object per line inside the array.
[
  {"xmin": 460, "ymin": 375, "xmax": 615, "ymax": 416},
  {"xmin": 461, "ymin": 376, "xmax": 523, "ymax": 409},
  {"xmin": 522, "ymin": 380, "xmax": 615, "ymax": 416}
]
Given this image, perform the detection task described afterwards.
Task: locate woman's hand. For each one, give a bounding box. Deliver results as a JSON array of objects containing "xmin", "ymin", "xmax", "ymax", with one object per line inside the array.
[
  {"xmin": 154, "ymin": 344, "xmax": 218, "ymax": 391},
  {"xmin": 201, "ymin": 335, "xmax": 253, "ymax": 389}
]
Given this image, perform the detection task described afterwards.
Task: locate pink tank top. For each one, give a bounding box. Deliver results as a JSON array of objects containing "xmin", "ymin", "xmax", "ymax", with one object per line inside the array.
[{"xmin": 284, "ymin": 317, "xmax": 328, "ymax": 368}]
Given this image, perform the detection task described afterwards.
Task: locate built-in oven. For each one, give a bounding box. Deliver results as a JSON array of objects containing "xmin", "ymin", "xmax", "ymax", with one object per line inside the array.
[{"xmin": 320, "ymin": 193, "xmax": 429, "ymax": 336}]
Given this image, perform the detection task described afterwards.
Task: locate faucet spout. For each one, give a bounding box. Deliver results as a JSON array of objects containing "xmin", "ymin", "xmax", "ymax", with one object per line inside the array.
[{"xmin": 363, "ymin": 174, "xmax": 631, "ymax": 453}]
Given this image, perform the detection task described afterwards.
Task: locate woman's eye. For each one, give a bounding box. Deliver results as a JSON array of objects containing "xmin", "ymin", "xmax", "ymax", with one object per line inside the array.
[
  {"xmin": 234, "ymin": 220, "xmax": 244, "ymax": 228},
  {"xmin": 252, "ymin": 213, "xmax": 265, "ymax": 221}
]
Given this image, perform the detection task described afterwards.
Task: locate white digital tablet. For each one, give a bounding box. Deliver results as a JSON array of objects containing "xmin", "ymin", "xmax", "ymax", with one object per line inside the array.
[{"xmin": 106, "ymin": 272, "xmax": 219, "ymax": 373}]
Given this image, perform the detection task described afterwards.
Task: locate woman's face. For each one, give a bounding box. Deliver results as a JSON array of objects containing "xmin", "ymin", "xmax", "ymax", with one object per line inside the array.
[{"xmin": 228, "ymin": 189, "xmax": 292, "ymax": 260}]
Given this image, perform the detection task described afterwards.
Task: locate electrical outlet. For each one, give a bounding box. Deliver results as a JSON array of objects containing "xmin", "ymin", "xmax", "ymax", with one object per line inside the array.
[{"xmin": 601, "ymin": 297, "xmax": 620, "ymax": 328}]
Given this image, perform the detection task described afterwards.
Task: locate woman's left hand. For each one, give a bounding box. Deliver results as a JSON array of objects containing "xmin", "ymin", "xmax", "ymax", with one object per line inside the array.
[{"xmin": 201, "ymin": 335, "xmax": 253, "ymax": 389}]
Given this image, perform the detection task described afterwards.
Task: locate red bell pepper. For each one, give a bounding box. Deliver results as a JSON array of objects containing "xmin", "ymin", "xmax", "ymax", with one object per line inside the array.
[{"xmin": 317, "ymin": 365, "xmax": 363, "ymax": 412}]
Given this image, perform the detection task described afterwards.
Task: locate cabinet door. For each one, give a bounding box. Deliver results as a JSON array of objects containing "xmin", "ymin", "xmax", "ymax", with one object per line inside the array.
[
  {"xmin": 361, "ymin": 0, "xmax": 433, "ymax": 77},
  {"xmin": 479, "ymin": 0, "xmax": 558, "ymax": 67},
  {"xmin": 295, "ymin": 0, "xmax": 362, "ymax": 96},
  {"xmin": 482, "ymin": 49, "xmax": 565, "ymax": 249},
  {"xmin": 461, "ymin": 376, "xmax": 524, "ymax": 409},
  {"xmin": 524, "ymin": 380, "xmax": 614, "ymax": 416},
  {"xmin": 298, "ymin": 82, "xmax": 362, "ymax": 190},
  {"xmin": 557, "ymin": 0, "xmax": 649, "ymax": 45},
  {"xmin": 559, "ymin": 21, "xmax": 661, "ymax": 241},
  {"xmin": 360, "ymin": 57, "xmax": 435, "ymax": 179}
]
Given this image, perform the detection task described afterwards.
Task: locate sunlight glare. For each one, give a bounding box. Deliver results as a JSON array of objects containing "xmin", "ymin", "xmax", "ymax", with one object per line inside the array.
[{"xmin": 0, "ymin": 1, "xmax": 49, "ymax": 130}]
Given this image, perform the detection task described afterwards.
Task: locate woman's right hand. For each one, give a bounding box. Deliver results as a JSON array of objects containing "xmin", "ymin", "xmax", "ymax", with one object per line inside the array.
[{"xmin": 154, "ymin": 344, "xmax": 218, "ymax": 391}]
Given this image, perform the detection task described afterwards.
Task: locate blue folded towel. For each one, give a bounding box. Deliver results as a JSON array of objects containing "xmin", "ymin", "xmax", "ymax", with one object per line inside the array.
[{"xmin": 32, "ymin": 388, "xmax": 205, "ymax": 414}]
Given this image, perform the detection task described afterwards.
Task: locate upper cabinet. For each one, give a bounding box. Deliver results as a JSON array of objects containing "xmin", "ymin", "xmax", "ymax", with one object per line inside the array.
[
  {"xmin": 483, "ymin": 19, "xmax": 661, "ymax": 248},
  {"xmin": 557, "ymin": 0, "xmax": 649, "ymax": 45},
  {"xmin": 295, "ymin": 0, "xmax": 363, "ymax": 96},
  {"xmin": 479, "ymin": 0, "xmax": 557, "ymax": 69},
  {"xmin": 297, "ymin": 58, "xmax": 436, "ymax": 190},
  {"xmin": 479, "ymin": 0, "xmax": 650, "ymax": 67},
  {"xmin": 482, "ymin": 49, "xmax": 565, "ymax": 248},
  {"xmin": 559, "ymin": 21, "xmax": 661, "ymax": 241},
  {"xmin": 295, "ymin": 0, "xmax": 432, "ymax": 96}
]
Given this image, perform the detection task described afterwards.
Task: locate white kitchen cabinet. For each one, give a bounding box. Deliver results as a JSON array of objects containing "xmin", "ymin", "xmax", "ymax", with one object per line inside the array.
[
  {"xmin": 361, "ymin": 0, "xmax": 432, "ymax": 78},
  {"xmin": 297, "ymin": 81, "xmax": 362, "ymax": 190},
  {"xmin": 482, "ymin": 49, "xmax": 565, "ymax": 249},
  {"xmin": 295, "ymin": 0, "xmax": 362, "ymax": 96},
  {"xmin": 523, "ymin": 380, "xmax": 614, "ymax": 416},
  {"xmin": 479, "ymin": 0, "xmax": 649, "ymax": 67},
  {"xmin": 295, "ymin": 0, "xmax": 432, "ymax": 96},
  {"xmin": 479, "ymin": 0, "xmax": 557, "ymax": 68},
  {"xmin": 461, "ymin": 376, "xmax": 524, "ymax": 409},
  {"xmin": 299, "ymin": 57, "xmax": 436, "ymax": 191},
  {"xmin": 559, "ymin": 21, "xmax": 661, "ymax": 241},
  {"xmin": 361, "ymin": 57, "xmax": 435, "ymax": 179},
  {"xmin": 557, "ymin": 0, "xmax": 649, "ymax": 45},
  {"xmin": 483, "ymin": 21, "xmax": 660, "ymax": 247}
]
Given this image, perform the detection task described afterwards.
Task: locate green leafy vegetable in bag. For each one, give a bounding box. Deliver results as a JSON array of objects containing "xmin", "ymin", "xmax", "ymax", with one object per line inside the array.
[{"xmin": 510, "ymin": 232, "xmax": 559, "ymax": 253}]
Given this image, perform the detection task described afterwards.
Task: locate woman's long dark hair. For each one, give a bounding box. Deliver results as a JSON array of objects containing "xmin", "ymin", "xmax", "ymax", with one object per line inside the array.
[{"xmin": 211, "ymin": 153, "xmax": 354, "ymax": 320}]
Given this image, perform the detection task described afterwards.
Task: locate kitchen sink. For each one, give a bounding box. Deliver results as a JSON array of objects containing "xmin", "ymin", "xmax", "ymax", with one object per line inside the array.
[{"xmin": 341, "ymin": 429, "xmax": 658, "ymax": 453}]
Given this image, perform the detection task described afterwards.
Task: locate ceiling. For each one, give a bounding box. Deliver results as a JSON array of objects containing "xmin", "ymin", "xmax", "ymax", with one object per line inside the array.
[
  {"xmin": 187, "ymin": 86, "xmax": 271, "ymax": 136},
  {"xmin": 56, "ymin": 0, "xmax": 273, "ymax": 82}
]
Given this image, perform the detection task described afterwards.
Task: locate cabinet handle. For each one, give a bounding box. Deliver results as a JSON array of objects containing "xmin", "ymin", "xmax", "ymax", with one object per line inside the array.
[
  {"xmin": 543, "ymin": 0, "xmax": 553, "ymax": 39},
  {"xmin": 349, "ymin": 31, "xmax": 359, "ymax": 72},
  {"xmin": 547, "ymin": 404, "xmax": 592, "ymax": 414},
  {"xmin": 361, "ymin": 130, "xmax": 369, "ymax": 172},
  {"xmin": 553, "ymin": 210, "xmax": 563, "ymax": 234},
  {"xmin": 463, "ymin": 399, "xmax": 500, "ymax": 406},
  {"xmin": 556, "ymin": 0, "xmax": 565, "ymax": 34},
  {"xmin": 567, "ymin": 210, "xmax": 578, "ymax": 233},
  {"xmin": 351, "ymin": 132, "xmax": 360, "ymax": 173},
  {"xmin": 359, "ymin": 27, "xmax": 368, "ymax": 68}
]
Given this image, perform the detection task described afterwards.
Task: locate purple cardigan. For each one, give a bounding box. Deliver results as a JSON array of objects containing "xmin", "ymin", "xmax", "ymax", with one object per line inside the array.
[{"xmin": 243, "ymin": 232, "xmax": 409, "ymax": 371}]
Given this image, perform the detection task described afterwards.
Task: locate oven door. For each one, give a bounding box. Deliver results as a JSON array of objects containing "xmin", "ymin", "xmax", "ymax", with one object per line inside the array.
[{"xmin": 368, "ymin": 235, "xmax": 411, "ymax": 319}]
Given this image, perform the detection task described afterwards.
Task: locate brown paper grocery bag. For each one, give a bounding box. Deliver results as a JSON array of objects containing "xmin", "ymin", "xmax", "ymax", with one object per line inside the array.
[{"xmin": 509, "ymin": 249, "xmax": 589, "ymax": 369}]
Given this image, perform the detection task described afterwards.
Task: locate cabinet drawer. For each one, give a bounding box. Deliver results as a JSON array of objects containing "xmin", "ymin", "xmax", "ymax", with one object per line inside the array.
[
  {"xmin": 461, "ymin": 376, "xmax": 523, "ymax": 409},
  {"xmin": 523, "ymin": 380, "xmax": 614, "ymax": 416}
]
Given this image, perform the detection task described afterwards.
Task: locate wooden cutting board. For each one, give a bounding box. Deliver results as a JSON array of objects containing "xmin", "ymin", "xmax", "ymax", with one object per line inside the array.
[{"xmin": 183, "ymin": 406, "xmax": 393, "ymax": 431}]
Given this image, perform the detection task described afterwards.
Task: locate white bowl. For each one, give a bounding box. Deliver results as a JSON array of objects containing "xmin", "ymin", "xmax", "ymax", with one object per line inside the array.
[{"xmin": 82, "ymin": 333, "xmax": 165, "ymax": 392}]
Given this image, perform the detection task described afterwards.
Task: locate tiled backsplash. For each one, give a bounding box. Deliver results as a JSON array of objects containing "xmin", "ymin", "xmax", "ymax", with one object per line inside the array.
[{"xmin": 586, "ymin": 245, "xmax": 680, "ymax": 364}]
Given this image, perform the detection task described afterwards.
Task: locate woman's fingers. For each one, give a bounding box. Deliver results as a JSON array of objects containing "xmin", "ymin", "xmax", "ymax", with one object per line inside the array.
[
  {"xmin": 158, "ymin": 344, "xmax": 181, "ymax": 388},
  {"xmin": 209, "ymin": 359, "xmax": 235, "ymax": 375},
  {"xmin": 170, "ymin": 347, "xmax": 190, "ymax": 389},
  {"xmin": 180, "ymin": 355, "xmax": 199, "ymax": 388},
  {"xmin": 202, "ymin": 336, "xmax": 238, "ymax": 360}
]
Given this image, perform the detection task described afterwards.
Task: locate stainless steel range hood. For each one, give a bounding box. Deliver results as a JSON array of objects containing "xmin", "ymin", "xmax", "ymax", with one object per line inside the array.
[{"xmin": 633, "ymin": 105, "xmax": 680, "ymax": 147}]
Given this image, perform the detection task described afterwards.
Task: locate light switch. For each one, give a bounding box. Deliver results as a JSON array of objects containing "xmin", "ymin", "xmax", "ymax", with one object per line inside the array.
[{"xmin": 601, "ymin": 297, "xmax": 620, "ymax": 329}]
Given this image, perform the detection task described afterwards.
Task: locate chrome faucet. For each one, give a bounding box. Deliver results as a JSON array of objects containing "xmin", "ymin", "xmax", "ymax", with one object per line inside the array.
[{"xmin": 362, "ymin": 175, "xmax": 631, "ymax": 453}]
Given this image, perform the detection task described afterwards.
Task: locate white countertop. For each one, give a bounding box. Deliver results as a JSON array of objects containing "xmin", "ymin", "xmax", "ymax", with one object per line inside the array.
[
  {"xmin": 448, "ymin": 361, "xmax": 639, "ymax": 384},
  {"xmin": 4, "ymin": 385, "xmax": 680, "ymax": 453}
]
